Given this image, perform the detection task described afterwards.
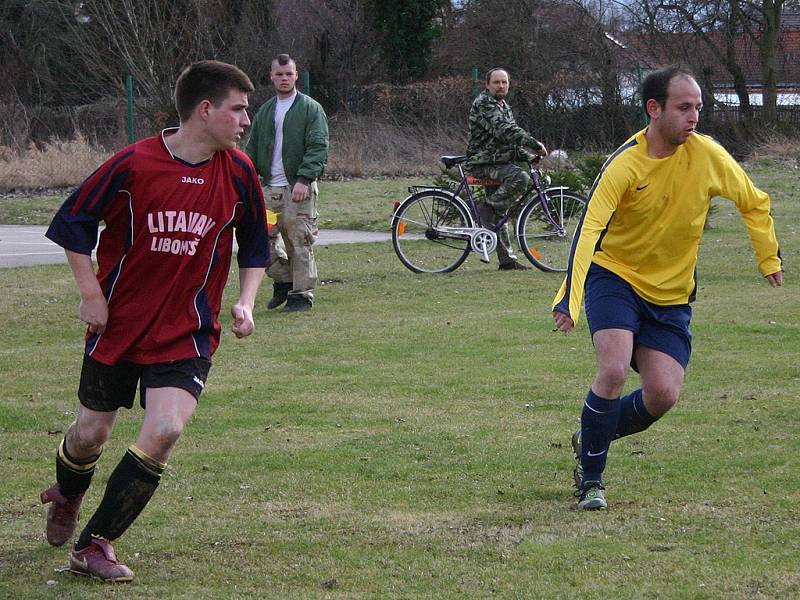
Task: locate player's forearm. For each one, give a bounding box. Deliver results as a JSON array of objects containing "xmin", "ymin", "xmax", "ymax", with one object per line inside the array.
[
  {"xmin": 65, "ymin": 250, "xmax": 103, "ymax": 300},
  {"xmin": 237, "ymin": 267, "xmax": 265, "ymax": 309}
]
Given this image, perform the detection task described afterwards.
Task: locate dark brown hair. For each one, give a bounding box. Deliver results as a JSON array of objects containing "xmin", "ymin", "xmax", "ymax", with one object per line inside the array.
[{"xmin": 174, "ymin": 60, "xmax": 254, "ymax": 122}]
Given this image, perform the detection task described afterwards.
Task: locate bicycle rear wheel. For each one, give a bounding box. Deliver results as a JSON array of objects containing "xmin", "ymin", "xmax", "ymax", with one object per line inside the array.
[
  {"xmin": 391, "ymin": 190, "xmax": 473, "ymax": 273},
  {"xmin": 517, "ymin": 188, "xmax": 587, "ymax": 273}
]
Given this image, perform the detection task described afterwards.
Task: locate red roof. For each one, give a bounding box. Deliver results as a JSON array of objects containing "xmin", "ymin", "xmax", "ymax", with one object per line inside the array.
[{"xmin": 619, "ymin": 30, "xmax": 800, "ymax": 88}]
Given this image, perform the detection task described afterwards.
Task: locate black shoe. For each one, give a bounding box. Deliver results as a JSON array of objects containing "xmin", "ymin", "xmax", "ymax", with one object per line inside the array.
[
  {"xmin": 498, "ymin": 261, "xmax": 532, "ymax": 271},
  {"xmin": 282, "ymin": 295, "xmax": 312, "ymax": 312},
  {"xmin": 267, "ymin": 282, "xmax": 292, "ymax": 309}
]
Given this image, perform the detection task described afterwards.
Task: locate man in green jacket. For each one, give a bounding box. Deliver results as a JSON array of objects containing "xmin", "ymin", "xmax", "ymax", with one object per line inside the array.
[
  {"xmin": 246, "ymin": 54, "xmax": 329, "ymax": 312},
  {"xmin": 466, "ymin": 67, "xmax": 547, "ymax": 270}
]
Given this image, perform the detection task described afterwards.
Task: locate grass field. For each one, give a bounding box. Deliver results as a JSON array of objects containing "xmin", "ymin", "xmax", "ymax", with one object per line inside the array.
[
  {"xmin": 0, "ymin": 178, "xmax": 425, "ymax": 232},
  {"xmin": 0, "ymin": 162, "xmax": 798, "ymax": 599}
]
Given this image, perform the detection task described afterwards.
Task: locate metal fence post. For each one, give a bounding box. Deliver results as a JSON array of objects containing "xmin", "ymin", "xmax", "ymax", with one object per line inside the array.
[
  {"xmin": 303, "ymin": 71, "xmax": 311, "ymax": 98},
  {"xmin": 472, "ymin": 67, "xmax": 479, "ymax": 99},
  {"xmin": 126, "ymin": 75, "xmax": 135, "ymax": 144}
]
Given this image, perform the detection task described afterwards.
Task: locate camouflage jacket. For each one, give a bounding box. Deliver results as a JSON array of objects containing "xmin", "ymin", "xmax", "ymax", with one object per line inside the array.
[{"xmin": 466, "ymin": 90, "xmax": 542, "ymax": 169}]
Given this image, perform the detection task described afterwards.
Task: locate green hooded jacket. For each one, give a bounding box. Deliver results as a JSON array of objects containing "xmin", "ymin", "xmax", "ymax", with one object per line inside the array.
[{"xmin": 245, "ymin": 92, "xmax": 329, "ymax": 186}]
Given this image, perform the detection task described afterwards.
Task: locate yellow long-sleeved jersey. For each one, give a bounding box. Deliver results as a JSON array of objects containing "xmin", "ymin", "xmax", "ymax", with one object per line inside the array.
[{"xmin": 552, "ymin": 128, "xmax": 782, "ymax": 324}]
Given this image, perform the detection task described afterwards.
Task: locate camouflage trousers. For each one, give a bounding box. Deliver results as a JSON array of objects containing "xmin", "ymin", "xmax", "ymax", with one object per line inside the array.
[
  {"xmin": 469, "ymin": 163, "xmax": 530, "ymax": 265},
  {"xmin": 264, "ymin": 183, "xmax": 319, "ymax": 300}
]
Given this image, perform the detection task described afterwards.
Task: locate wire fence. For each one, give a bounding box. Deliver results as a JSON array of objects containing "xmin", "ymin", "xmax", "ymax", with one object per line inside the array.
[{"xmin": 2, "ymin": 69, "xmax": 800, "ymax": 192}]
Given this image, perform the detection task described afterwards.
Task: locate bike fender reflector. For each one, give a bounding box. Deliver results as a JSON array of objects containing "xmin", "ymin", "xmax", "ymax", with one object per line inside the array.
[
  {"xmin": 529, "ymin": 247, "xmax": 542, "ymax": 260},
  {"xmin": 398, "ymin": 222, "xmax": 406, "ymax": 236},
  {"xmin": 466, "ymin": 176, "xmax": 501, "ymax": 186}
]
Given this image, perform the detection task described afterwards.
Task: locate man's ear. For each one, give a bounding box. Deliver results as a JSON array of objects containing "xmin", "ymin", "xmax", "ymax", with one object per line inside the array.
[
  {"xmin": 645, "ymin": 98, "xmax": 660, "ymax": 121},
  {"xmin": 195, "ymin": 99, "xmax": 213, "ymax": 121}
]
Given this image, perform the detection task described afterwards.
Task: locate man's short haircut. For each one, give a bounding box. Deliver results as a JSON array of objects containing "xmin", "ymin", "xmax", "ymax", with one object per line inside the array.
[
  {"xmin": 485, "ymin": 67, "xmax": 509, "ymax": 84},
  {"xmin": 271, "ymin": 53, "xmax": 297, "ymax": 71},
  {"xmin": 174, "ymin": 60, "xmax": 254, "ymax": 122},
  {"xmin": 642, "ymin": 66, "xmax": 696, "ymax": 110}
]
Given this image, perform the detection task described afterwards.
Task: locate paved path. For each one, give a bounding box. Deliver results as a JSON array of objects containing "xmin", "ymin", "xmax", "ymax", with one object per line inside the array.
[{"xmin": 0, "ymin": 225, "xmax": 390, "ymax": 268}]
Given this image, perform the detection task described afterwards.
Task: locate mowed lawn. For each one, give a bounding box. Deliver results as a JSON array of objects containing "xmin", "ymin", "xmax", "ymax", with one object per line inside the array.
[{"xmin": 0, "ymin": 162, "xmax": 798, "ymax": 599}]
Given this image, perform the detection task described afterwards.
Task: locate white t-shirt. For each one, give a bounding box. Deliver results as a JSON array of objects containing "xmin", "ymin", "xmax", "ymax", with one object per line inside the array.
[{"xmin": 269, "ymin": 91, "xmax": 297, "ymax": 187}]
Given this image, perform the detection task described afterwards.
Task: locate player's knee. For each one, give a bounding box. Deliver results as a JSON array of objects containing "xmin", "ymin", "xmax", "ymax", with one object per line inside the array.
[
  {"xmin": 510, "ymin": 172, "xmax": 529, "ymax": 193},
  {"xmin": 645, "ymin": 385, "xmax": 680, "ymax": 415},
  {"xmin": 149, "ymin": 420, "xmax": 185, "ymax": 452},
  {"xmin": 70, "ymin": 420, "xmax": 111, "ymax": 453},
  {"xmin": 596, "ymin": 363, "xmax": 628, "ymax": 394}
]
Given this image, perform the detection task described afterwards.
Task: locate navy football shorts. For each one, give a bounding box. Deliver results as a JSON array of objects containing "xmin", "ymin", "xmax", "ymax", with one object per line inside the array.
[
  {"xmin": 584, "ymin": 263, "xmax": 692, "ymax": 371},
  {"xmin": 78, "ymin": 355, "xmax": 212, "ymax": 412}
]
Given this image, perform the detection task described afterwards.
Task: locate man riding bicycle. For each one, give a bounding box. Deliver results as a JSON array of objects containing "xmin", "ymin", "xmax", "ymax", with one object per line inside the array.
[{"xmin": 466, "ymin": 67, "xmax": 548, "ymax": 270}]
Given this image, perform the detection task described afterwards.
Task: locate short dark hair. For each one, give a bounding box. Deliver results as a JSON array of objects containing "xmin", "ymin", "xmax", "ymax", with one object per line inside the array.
[
  {"xmin": 642, "ymin": 66, "xmax": 696, "ymax": 110},
  {"xmin": 174, "ymin": 60, "xmax": 254, "ymax": 122},
  {"xmin": 485, "ymin": 67, "xmax": 509, "ymax": 84}
]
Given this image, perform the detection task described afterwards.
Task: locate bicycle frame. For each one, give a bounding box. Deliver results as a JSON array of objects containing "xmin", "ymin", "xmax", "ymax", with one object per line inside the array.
[
  {"xmin": 448, "ymin": 160, "xmax": 567, "ymax": 235},
  {"xmin": 391, "ymin": 155, "xmax": 587, "ymax": 273}
]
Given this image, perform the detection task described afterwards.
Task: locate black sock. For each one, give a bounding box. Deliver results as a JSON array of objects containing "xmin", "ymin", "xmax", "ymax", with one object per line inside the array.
[
  {"xmin": 75, "ymin": 446, "xmax": 165, "ymax": 550},
  {"xmin": 56, "ymin": 438, "xmax": 100, "ymax": 499}
]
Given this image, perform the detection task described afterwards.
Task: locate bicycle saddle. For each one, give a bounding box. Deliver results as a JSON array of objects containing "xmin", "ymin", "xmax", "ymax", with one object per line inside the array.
[{"xmin": 440, "ymin": 155, "xmax": 468, "ymax": 168}]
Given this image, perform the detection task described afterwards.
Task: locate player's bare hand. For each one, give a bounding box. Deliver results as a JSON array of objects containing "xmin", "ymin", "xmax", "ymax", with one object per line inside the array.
[
  {"xmin": 79, "ymin": 293, "xmax": 108, "ymax": 335},
  {"xmin": 291, "ymin": 182, "xmax": 309, "ymax": 203},
  {"xmin": 552, "ymin": 310, "xmax": 574, "ymax": 335},
  {"xmin": 536, "ymin": 142, "xmax": 548, "ymax": 157},
  {"xmin": 766, "ymin": 270, "xmax": 784, "ymax": 288},
  {"xmin": 231, "ymin": 303, "xmax": 255, "ymax": 338}
]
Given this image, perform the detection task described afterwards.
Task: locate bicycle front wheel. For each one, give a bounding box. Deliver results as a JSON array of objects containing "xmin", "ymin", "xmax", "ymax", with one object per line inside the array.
[
  {"xmin": 391, "ymin": 190, "xmax": 473, "ymax": 273},
  {"xmin": 517, "ymin": 188, "xmax": 587, "ymax": 273}
]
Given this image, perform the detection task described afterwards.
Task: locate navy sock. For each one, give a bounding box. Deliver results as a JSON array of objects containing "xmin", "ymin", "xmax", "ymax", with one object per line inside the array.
[
  {"xmin": 580, "ymin": 389, "xmax": 621, "ymax": 484},
  {"xmin": 614, "ymin": 389, "xmax": 659, "ymax": 439}
]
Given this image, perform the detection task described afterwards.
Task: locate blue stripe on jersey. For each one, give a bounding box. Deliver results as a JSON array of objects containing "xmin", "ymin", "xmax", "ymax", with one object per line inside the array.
[
  {"xmin": 231, "ymin": 154, "xmax": 269, "ymax": 268},
  {"xmin": 192, "ymin": 286, "xmax": 213, "ymax": 359},
  {"xmin": 47, "ymin": 163, "xmax": 132, "ymax": 254},
  {"xmin": 555, "ymin": 138, "xmax": 639, "ymax": 316},
  {"xmin": 87, "ymin": 193, "xmax": 136, "ymax": 359},
  {"xmin": 76, "ymin": 150, "xmax": 134, "ymax": 215},
  {"xmin": 191, "ymin": 205, "xmax": 240, "ymax": 359}
]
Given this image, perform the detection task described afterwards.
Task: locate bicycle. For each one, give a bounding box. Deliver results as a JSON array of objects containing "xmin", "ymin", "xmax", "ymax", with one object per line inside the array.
[{"xmin": 390, "ymin": 155, "xmax": 587, "ymax": 273}]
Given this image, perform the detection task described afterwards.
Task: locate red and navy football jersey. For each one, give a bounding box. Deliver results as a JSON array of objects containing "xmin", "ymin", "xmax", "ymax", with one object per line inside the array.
[{"xmin": 47, "ymin": 129, "xmax": 269, "ymax": 365}]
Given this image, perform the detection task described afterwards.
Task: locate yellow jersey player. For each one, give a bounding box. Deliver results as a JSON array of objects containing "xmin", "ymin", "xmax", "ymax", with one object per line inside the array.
[{"xmin": 552, "ymin": 67, "xmax": 783, "ymax": 510}]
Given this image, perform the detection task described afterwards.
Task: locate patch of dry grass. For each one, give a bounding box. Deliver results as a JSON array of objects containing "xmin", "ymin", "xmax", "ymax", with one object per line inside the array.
[
  {"xmin": 326, "ymin": 115, "xmax": 466, "ymax": 178},
  {"xmin": 0, "ymin": 135, "xmax": 109, "ymax": 192},
  {"xmin": 0, "ymin": 117, "xmax": 460, "ymax": 193},
  {"xmin": 748, "ymin": 134, "xmax": 800, "ymax": 166}
]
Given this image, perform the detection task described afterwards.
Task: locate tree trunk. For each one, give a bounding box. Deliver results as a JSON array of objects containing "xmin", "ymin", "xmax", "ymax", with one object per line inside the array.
[{"xmin": 759, "ymin": 0, "xmax": 784, "ymax": 123}]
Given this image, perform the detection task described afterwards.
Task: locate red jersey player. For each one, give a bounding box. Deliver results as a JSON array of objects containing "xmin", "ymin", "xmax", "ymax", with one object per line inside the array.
[{"xmin": 40, "ymin": 60, "xmax": 268, "ymax": 582}]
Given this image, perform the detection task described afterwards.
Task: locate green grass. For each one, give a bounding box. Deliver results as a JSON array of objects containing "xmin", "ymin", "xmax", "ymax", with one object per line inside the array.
[
  {"xmin": 0, "ymin": 178, "xmax": 426, "ymax": 231},
  {"xmin": 0, "ymin": 162, "xmax": 798, "ymax": 598}
]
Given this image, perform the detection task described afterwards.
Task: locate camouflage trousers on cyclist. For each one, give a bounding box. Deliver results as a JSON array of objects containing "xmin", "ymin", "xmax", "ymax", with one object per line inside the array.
[{"xmin": 469, "ymin": 163, "xmax": 530, "ymax": 266}]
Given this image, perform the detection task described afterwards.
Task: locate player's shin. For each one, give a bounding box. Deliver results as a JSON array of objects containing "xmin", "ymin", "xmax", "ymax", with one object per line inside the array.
[
  {"xmin": 75, "ymin": 445, "xmax": 165, "ymax": 550},
  {"xmin": 580, "ymin": 389, "xmax": 622, "ymax": 484},
  {"xmin": 614, "ymin": 388, "xmax": 659, "ymax": 439}
]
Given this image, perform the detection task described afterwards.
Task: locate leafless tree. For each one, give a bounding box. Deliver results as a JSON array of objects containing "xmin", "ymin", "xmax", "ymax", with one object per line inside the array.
[{"xmin": 623, "ymin": 0, "xmax": 786, "ymax": 123}]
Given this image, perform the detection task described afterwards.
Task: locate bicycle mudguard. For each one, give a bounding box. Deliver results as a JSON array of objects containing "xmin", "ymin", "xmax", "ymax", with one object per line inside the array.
[{"xmin": 407, "ymin": 185, "xmax": 451, "ymax": 194}]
